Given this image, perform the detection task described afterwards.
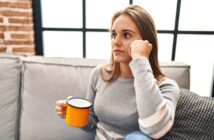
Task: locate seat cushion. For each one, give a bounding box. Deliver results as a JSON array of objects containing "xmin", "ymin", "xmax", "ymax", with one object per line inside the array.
[{"xmin": 161, "ymin": 88, "xmax": 214, "ymax": 140}]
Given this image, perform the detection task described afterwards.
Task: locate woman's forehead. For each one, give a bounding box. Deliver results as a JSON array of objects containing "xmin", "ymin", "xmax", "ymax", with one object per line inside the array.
[{"xmin": 111, "ymin": 15, "xmax": 138, "ymax": 32}]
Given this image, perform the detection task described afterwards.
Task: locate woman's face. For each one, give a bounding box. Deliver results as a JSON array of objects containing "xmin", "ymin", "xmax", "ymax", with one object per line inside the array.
[{"xmin": 111, "ymin": 14, "xmax": 142, "ymax": 63}]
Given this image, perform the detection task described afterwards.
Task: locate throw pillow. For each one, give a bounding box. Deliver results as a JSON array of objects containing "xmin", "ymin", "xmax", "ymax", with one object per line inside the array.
[{"xmin": 160, "ymin": 88, "xmax": 214, "ymax": 140}]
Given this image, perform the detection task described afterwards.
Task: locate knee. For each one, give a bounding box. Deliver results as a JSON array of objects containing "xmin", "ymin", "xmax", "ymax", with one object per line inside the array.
[{"xmin": 125, "ymin": 131, "xmax": 152, "ymax": 140}]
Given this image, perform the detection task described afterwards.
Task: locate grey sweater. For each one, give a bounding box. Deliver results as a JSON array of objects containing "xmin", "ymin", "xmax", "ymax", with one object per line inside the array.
[{"xmin": 85, "ymin": 57, "xmax": 180, "ymax": 140}]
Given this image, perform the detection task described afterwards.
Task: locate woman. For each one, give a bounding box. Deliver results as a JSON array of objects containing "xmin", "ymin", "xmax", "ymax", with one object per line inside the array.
[{"xmin": 55, "ymin": 5, "xmax": 180, "ymax": 140}]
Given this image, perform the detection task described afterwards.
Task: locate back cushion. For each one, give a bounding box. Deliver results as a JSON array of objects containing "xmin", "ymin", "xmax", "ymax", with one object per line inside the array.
[
  {"xmin": 161, "ymin": 88, "xmax": 214, "ymax": 140},
  {"xmin": 160, "ymin": 62, "xmax": 190, "ymax": 89},
  {"xmin": 19, "ymin": 57, "xmax": 104, "ymax": 140},
  {"xmin": 0, "ymin": 55, "xmax": 22, "ymax": 140}
]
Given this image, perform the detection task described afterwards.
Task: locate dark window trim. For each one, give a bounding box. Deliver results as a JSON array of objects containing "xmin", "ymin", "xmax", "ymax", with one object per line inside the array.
[
  {"xmin": 32, "ymin": 0, "xmax": 43, "ymax": 55},
  {"xmin": 171, "ymin": 0, "xmax": 181, "ymax": 61},
  {"xmin": 82, "ymin": 0, "xmax": 86, "ymax": 57}
]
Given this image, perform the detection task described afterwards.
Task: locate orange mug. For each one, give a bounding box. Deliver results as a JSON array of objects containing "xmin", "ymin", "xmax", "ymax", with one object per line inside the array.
[{"xmin": 66, "ymin": 97, "xmax": 92, "ymax": 128}]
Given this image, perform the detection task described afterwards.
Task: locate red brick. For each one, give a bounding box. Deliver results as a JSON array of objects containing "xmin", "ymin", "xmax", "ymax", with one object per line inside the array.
[
  {"xmin": 0, "ymin": 33, "xmax": 4, "ymax": 39},
  {"xmin": 0, "ymin": 47, "xmax": 6, "ymax": 52},
  {"xmin": 9, "ymin": 18, "xmax": 33, "ymax": 24},
  {"xmin": 0, "ymin": 17, "xmax": 3, "ymax": 23},
  {"xmin": 0, "ymin": 10, "xmax": 32, "ymax": 17},
  {"xmin": 6, "ymin": 25, "xmax": 33, "ymax": 31},
  {"xmin": 4, "ymin": 40, "xmax": 34, "ymax": 45},
  {"xmin": 0, "ymin": 25, "xmax": 6, "ymax": 31},
  {"xmin": 0, "ymin": 25, "xmax": 33, "ymax": 31},
  {"xmin": 11, "ymin": 33, "xmax": 33, "ymax": 39},
  {"xmin": 12, "ymin": 46, "xmax": 35, "ymax": 53},
  {"xmin": 0, "ymin": 2, "xmax": 32, "ymax": 9}
]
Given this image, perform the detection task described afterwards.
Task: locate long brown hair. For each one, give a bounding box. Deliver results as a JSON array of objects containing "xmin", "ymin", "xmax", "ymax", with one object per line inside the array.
[{"xmin": 101, "ymin": 5, "xmax": 165, "ymax": 82}]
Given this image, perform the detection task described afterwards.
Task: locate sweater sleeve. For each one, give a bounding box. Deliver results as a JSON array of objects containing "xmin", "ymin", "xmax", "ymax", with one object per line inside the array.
[
  {"xmin": 82, "ymin": 66, "xmax": 99, "ymax": 131},
  {"xmin": 129, "ymin": 57, "xmax": 180, "ymax": 139}
]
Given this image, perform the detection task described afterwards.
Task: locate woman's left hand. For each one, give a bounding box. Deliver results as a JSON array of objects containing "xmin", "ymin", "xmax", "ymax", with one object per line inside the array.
[{"xmin": 129, "ymin": 40, "xmax": 152, "ymax": 59}]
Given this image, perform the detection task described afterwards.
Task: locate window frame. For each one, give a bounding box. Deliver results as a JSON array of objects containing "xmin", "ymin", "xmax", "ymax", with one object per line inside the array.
[{"xmin": 32, "ymin": 0, "xmax": 214, "ymax": 97}]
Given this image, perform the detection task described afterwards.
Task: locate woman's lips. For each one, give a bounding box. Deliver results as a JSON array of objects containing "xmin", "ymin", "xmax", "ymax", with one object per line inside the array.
[{"xmin": 113, "ymin": 49, "xmax": 124, "ymax": 53}]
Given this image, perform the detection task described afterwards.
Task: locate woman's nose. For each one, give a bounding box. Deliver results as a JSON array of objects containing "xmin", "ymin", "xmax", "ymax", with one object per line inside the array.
[{"xmin": 113, "ymin": 36, "xmax": 122, "ymax": 46}]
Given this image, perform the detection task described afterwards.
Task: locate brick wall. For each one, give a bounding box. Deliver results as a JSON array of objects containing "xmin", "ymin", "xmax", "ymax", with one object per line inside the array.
[{"xmin": 0, "ymin": 0, "xmax": 35, "ymax": 55}]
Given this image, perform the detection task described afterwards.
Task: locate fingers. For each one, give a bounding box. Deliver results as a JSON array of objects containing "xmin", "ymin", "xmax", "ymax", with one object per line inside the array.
[
  {"xmin": 129, "ymin": 39, "xmax": 152, "ymax": 59},
  {"xmin": 55, "ymin": 104, "xmax": 65, "ymax": 112},
  {"xmin": 55, "ymin": 99, "xmax": 67, "ymax": 119},
  {"xmin": 149, "ymin": 43, "xmax": 153, "ymax": 52},
  {"xmin": 56, "ymin": 111, "xmax": 66, "ymax": 119},
  {"xmin": 55, "ymin": 96, "xmax": 73, "ymax": 119}
]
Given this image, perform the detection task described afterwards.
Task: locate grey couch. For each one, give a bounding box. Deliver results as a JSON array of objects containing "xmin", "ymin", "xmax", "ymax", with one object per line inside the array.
[{"xmin": 0, "ymin": 54, "xmax": 213, "ymax": 140}]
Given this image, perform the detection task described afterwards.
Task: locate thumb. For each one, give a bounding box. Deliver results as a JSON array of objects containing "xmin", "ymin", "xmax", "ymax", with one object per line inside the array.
[{"xmin": 67, "ymin": 96, "xmax": 73, "ymax": 100}]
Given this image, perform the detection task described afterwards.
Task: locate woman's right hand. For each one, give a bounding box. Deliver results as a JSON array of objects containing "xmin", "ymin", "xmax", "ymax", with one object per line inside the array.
[
  {"xmin": 129, "ymin": 40, "xmax": 152, "ymax": 59},
  {"xmin": 55, "ymin": 99, "xmax": 67, "ymax": 119}
]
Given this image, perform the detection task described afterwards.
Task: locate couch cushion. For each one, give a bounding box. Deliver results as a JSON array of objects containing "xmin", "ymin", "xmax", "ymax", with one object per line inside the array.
[
  {"xmin": 0, "ymin": 54, "xmax": 22, "ymax": 140},
  {"xmin": 161, "ymin": 88, "xmax": 214, "ymax": 140},
  {"xmin": 160, "ymin": 62, "xmax": 190, "ymax": 89},
  {"xmin": 19, "ymin": 56, "xmax": 104, "ymax": 140}
]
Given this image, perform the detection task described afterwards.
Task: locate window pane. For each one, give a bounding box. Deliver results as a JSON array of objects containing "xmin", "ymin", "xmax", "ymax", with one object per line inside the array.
[
  {"xmin": 179, "ymin": 0, "xmax": 214, "ymax": 31},
  {"xmin": 41, "ymin": 0, "xmax": 82, "ymax": 28},
  {"xmin": 86, "ymin": 32, "xmax": 111, "ymax": 59},
  {"xmin": 157, "ymin": 34, "xmax": 173, "ymax": 61},
  {"xmin": 43, "ymin": 31, "xmax": 83, "ymax": 58},
  {"xmin": 176, "ymin": 35, "xmax": 214, "ymax": 96},
  {"xmin": 86, "ymin": 0, "xmax": 129, "ymax": 28},
  {"xmin": 134, "ymin": 0, "xmax": 177, "ymax": 30}
]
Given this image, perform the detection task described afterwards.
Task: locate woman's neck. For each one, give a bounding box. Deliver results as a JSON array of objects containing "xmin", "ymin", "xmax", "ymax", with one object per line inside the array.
[{"xmin": 119, "ymin": 63, "xmax": 133, "ymax": 78}]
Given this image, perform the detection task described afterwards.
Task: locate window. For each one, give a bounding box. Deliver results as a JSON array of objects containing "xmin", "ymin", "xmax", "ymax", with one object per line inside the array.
[{"xmin": 33, "ymin": 0, "xmax": 214, "ymax": 97}]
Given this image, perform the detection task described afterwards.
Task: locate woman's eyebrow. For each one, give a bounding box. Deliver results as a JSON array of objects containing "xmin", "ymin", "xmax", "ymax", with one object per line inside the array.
[
  {"xmin": 121, "ymin": 29, "xmax": 135, "ymax": 33},
  {"xmin": 110, "ymin": 29, "xmax": 135, "ymax": 33}
]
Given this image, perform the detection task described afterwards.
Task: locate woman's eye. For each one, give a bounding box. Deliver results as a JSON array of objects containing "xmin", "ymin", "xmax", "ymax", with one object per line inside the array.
[
  {"xmin": 123, "ymin": 32, "xmax": 131, "ymax": 39},
  {"xmin": 111, "ymin": 33, "xmax": 116, "ymax": 39}
]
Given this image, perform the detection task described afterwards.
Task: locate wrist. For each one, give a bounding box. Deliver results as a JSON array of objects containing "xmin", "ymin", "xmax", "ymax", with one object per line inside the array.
[{"xmin": 132, "ymin": 54, "xmax": 148, "ymax": 59}]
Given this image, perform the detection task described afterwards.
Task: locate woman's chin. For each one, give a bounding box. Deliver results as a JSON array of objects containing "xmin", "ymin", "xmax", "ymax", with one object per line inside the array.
[
  {"xmin": 113, "ymin": 56, "xmax": 122, "ymax": 62},
  {"xmin": 113, "ymin": 57, "xmax": 131, "ymax": 63}
]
